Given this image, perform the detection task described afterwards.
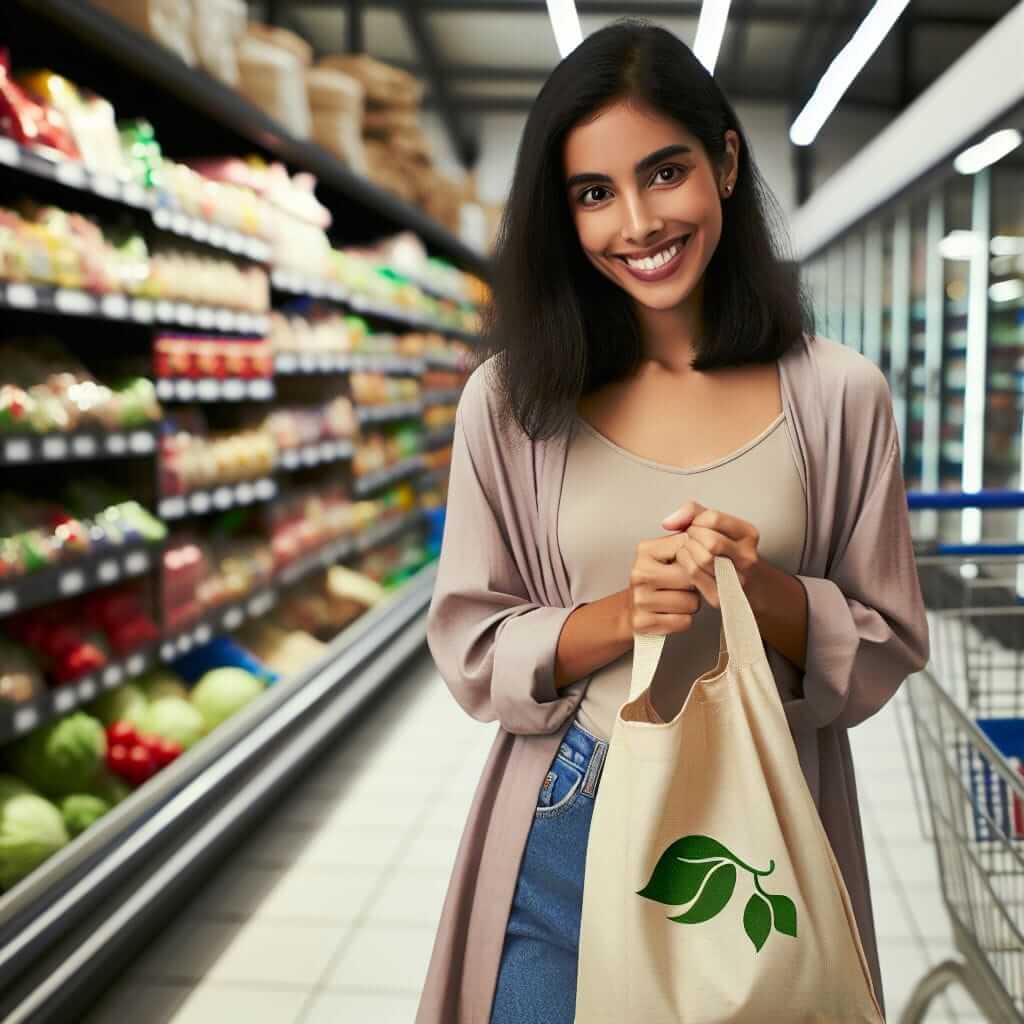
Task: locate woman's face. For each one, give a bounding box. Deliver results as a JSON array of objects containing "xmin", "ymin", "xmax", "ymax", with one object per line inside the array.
[{"xmin": 563, "ymin": 100, "xmax": 739, "ymax": 313}]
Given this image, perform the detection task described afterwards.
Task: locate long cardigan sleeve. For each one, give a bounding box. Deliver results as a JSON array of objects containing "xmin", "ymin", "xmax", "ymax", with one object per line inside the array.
[
  {"xmin": 425, "ymin": 366, "xmax": 587, "ymax": 736},
  {"xmin": 794, "ymin": 348, "xmax": 930, "ymax": 731}
]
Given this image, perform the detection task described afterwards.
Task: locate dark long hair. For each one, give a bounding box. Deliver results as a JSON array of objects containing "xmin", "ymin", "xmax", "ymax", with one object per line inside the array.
[{"xmin": 475, "ymin": 18, "xmax": 812, "ymax": 442}]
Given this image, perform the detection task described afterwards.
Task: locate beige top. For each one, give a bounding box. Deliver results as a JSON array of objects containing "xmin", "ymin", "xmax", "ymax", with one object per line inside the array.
[{"xmin": 559, "ymin": 410, "xmax": 807, "ymax": 741}]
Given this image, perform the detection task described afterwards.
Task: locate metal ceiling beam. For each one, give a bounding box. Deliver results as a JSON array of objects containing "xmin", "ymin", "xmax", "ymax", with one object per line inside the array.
[
  {"xmin": 401, "ymin": 2, "xmax": 479, "ymax": 168},
  {"xmin": 347, "ymin": 0, "xmax": 364, "ymax": 52},
  {"xmin": 719, "ymin": 0, "xmax": 751, "ymax": 94},
  {"xmin": 291, "ymin": 0, "xmax": 1002, "ymax": 32}
]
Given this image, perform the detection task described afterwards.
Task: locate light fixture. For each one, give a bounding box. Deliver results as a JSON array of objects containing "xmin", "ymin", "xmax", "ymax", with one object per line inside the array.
[
  {"xmin": 546, "ymin": 0, "xmax": 583, "ymax": 59},
  {"xmin": 954, "ymin": 128, "xmax": 1023, "ymax": 175},
  {"xmin": 789, "ymin": 0, "xmax": 911, "ymax": 147},
  {"xmin": 694, "ymin": 0, "xmax": 732, "ymax": 75}
]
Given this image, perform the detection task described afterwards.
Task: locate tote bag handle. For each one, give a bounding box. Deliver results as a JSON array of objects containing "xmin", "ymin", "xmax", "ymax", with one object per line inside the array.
[{"xmin": 628, "ymin": 556, "xmax": 765, "ymax": 703}]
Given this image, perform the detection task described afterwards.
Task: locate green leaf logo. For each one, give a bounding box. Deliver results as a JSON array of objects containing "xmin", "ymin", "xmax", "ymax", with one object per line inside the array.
[{"xmin": 636, "ymin": 834, "xmax": 798, "ymax": 954}]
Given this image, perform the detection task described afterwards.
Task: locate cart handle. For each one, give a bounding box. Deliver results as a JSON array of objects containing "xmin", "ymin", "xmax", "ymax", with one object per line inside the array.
[{"xmin": 907, "ymin": 490, "xmax": 1024, "ymax": 510}]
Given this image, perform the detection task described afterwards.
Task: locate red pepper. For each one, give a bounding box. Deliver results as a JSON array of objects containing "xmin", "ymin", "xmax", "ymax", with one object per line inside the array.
[
  {"xmin": 123, "ymin": 744, "xmax": 156, "ymax": 786},
  {"xmin": 106, "ymin": 721, "xmax": 138, "ymax": 747},
  {"xmin": 152, "ymin": 738, "xmax": 184, "ymax": 769},
  {"xmin": 106, "ymin": 742, "xmax": 131, "ymax": 778}
]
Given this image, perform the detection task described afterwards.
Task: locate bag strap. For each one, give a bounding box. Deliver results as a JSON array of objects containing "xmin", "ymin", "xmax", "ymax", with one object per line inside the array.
[{"xmin": 628, "ymin": 556, "xmax": 765, "ymax": 703}]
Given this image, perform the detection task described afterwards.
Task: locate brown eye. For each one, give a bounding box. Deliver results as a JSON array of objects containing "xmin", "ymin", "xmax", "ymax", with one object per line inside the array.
[
  {"xmin": 579, "ymin": 186, "xmax": 609, "ymax": 206},
  {"xmin": 654, "ymin": 165, "xmax": 684, "ymax": 185}
]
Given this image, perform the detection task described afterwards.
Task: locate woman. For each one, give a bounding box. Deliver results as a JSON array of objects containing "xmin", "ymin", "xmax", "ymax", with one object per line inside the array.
[{"xmin": 416, "ymin": 19, "xmax": 929, "ymax": 1024}]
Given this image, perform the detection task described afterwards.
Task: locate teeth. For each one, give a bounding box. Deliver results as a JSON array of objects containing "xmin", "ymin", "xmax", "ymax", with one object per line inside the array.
[{"xmin": 625, "ymin": 238, "xmax": 684, "ymax": 271}]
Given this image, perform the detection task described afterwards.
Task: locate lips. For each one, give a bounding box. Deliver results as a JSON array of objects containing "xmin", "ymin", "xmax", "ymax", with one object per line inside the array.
[{"xmin": 613, "ymin": 233, "xmax": 693, "ymax": 283}]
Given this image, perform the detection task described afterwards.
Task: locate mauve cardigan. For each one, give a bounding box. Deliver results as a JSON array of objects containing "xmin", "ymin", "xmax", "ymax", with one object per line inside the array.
[{"xmin": 416, "ymin": 334, "xmax": 930, "ymax": 1023}]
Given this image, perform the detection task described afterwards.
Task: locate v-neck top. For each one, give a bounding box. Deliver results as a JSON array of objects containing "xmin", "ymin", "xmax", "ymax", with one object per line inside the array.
[{"xmin": 559, "ymin": 409, "xmax": 806, "ymax": 741}]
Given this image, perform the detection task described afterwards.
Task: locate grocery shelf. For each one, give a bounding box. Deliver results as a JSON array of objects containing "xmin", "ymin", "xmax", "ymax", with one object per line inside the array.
[
  {"xmin": 0, "ymin": 138, "xmax": 155, "ymax": 209},
  {"xmin": 417, "ymin": 465, "xmax": 451, "ymax": 491},
  {"xmin": 423, "ymin": 424, "xmax": 456, "ymax": 448},
  {"xmin": 159, "ymin": 587, "xmax": 277, "ymax": 663},
  {"xmin": 346, "ymin": 292, "xmax": 479, "ymax": 341},
  {"xmin": 425, "ymin": 350, "xmax": 467, "ymax": 370},
  {"xmin": 0, "ymin": 282, "xmax": 270, "ymax": 335},
  {"xmin": 155, "ymin": 378, "xmax": 274, "ymax": 403},
  {"xmin": 356, "ymin": 401, "xmax": 423, "ymax": 425},
  {"xmin": 270, "ymin": 268, "xmax": 348, "ymax": 303},
  {"xmin": 352, "ymin": 456, "xmax": 425, "ymax": 496},
  {"xmin": 354, "ymin": 508, "xmax": 427, "ymax": 552},
  {"xmin": 158, "ymin": 478, "xmax": 277, "ymax": 520},
  {"xmin": 422, "ymin": 388, "xmax": 461, "ymax": 407},
  {"xmin": 0, "ymin": 645, "xmax": 157, "ymax": 744},
  {"xmin": 151, "ymin": 205, "xmax": 271, "ymax": 263},
  {"xmin": 277, "ymin": 535, "xmax": 357, "ymax": 588},
  {"xmin": 0, "ymin": 427, "xmax": 158, "ymax": 467},
  {"xmin": 273, "ymin": 350, "xmax": 426, "ymax": 376},
  {"xmin": 0, "ymin": 540, "xmax": 159, "ymax": 621},
  {"xmin": 276, "ymin": 438, "xmax": 355, "ymax": 471}
]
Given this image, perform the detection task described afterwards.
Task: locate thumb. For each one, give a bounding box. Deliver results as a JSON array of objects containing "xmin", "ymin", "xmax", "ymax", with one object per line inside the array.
[{"xmin": 661, "ymin": 501, "xmax": 704, "ymax": 532}]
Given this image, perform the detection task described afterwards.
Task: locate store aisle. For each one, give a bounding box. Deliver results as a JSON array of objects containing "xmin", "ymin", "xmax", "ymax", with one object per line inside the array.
[{"xmin": 84, "ymin": 649, "xmax": 982, "ymax": 1024}]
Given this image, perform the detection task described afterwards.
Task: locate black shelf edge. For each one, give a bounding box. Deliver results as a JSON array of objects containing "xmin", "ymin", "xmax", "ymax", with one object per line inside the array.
[
  {"xmin": 424, "ymin": 351, "xmax": 466, "ymax": 370},
  {"xmin": 422, "ymin": 425, "xmax": 456, "ymax": 449},
  {"xmin": 354, "ymin": 509, "xmax": 427, "ymax": 553},
  {"xmin": 0, "ymin": 645, "xmax": 158, "ymax": 743},
  {"xmin": 355, "ymin": 402, "xmax": 424, "ymax": 425},
  {"xmin": 0, "ymin": 540, "xmax": 160, "ymax": 621},
  {"xmin": 158, "ymin": 478, "xmax": 277, "ymax": 520},
  {"xmin": 22, "ymin": 0, "xmax": 488, "ymax": 276},
  {"xmin": 0, "ymin": 427, "xmax": 158, "ymax": 467},
  {"xmin": 270, "ymin": 269, "xmax": 348, "ymax": 303},
  {"xmin": 276, "ymin": 439, "xmax": 355, "ymax": 472},
  {"xmin": 159, "ymin": 587, "xmax": 277, "ymax": 663},
  {"xmin": 0, "ymin": 282, "xmax": 269, "ymax": 335},
  {"xmin": 273, "ymin": 351, "xmax": 424, "ymax": 376},
  {"xmin": 155, "ymin": 378, "xmax": 274, "ymax": 403},
  {"xmin": 416, "ymin": 465, "xmax": 451, "ymax": 490},
  {"xmin": 151, "ymin": 205, "xmax": 271, "ymax": 263},
  {"xmin": 352, "ymin": 456, "xmax": 425, "ymax": 497},
  {"xmin": 422, "ymin": 388, "xmax": 461, "ymax": 407},
  {"xmin": 277, "ymin": 534, "xmax": 357, "ymax": 589},
  {"xmin": 0, "ymin": 138, "xmax": 155, "ymax": 210},
  {"xmin": 346, "ymin": 293, "xmax": 479, "ymax": 340}
]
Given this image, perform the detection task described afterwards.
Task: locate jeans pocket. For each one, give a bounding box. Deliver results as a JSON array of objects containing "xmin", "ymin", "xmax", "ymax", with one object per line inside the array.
[{"xmin": 534, "ymin": 754, "xmax": 584, "ymax": 819}]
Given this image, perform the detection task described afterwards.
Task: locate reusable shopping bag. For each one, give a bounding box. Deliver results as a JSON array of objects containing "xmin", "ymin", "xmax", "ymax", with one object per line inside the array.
[{"xmin": 574, "ymin": 556, "xmax": 884, "ymax": 1023}]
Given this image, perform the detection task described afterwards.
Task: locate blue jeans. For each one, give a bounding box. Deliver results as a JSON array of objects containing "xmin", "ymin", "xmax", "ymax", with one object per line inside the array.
[{"xmin": 489, "ymin": 719, "xmax": 610, "ymax": 1024}]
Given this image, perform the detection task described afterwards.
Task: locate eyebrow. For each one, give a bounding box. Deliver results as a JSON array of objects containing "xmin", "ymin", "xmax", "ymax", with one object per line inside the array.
[{"xmin": 565, "ymin": 144, "xmax": 692, "ymax": 190}]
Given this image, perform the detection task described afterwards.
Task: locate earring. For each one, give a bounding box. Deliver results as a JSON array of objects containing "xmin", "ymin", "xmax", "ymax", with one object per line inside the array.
[{"xmin": 724, "ymin": 183, "xmax": 733, "ymax": 196}]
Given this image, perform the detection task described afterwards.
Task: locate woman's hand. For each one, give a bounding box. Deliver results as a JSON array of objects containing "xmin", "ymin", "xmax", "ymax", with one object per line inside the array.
[
  {"xmin": 660, "ymin": 502, "xmax": 761, "ymax": 610},
  {"xmin": 628, "ymin": 534, "xmax": 702, "ymax": 637}
]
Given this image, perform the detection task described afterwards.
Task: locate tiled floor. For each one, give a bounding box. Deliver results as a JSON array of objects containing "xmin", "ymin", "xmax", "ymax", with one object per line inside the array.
[{"xmin": 84, "ymin": 649, "xmax": 998, "ymax": 1023}]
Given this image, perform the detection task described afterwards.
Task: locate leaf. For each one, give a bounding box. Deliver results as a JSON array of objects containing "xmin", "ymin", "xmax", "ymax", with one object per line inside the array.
[
  {"xmin": 636, "ymin": 852, "xmax": 721, "ymax": 906},
  {"xmin": 743, "ymin": 893, "xmax": 772, "ymax": 952},
  {"xmin": 668, "ymin": 862, "xmax": 737, "ymax": 924},
  {"xmin": 666, "ymin": 834, "xmax": 744, "ymax": 867},
  {"xmin": 769, "ymin": 893, "xmax": 798, "ymax": 938}
]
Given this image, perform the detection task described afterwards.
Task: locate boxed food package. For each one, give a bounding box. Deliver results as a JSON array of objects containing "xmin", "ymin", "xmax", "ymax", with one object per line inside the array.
[
  {"xmin": 89, "ymin": 0, "xmax": 196, "ymax": 66},
  {"xmin": 237, "ymin": 36, "xmax": 311, "ymax": 140},
  {"xmin": 192, "ymin": 0, "xmax": 246, "ymax": 86},
  {"xmin": 245, "ymin": 23, "xmax": 314, "ymax": 68},
  {"xmin": 318, "ymin": 54, "xmax": 423, "ymax": 109},
  {"xmin": 307, "ymin": 67, "xmax": 367, "ymax": 173}
]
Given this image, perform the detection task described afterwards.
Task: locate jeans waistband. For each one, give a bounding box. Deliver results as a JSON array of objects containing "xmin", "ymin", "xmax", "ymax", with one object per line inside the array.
[{"xmin": 561, "ymin": 719, "xmax": 609, "ymax": 798}]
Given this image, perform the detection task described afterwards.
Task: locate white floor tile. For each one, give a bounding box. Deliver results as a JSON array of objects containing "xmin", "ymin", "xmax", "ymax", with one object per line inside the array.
[
  {"xmin": 85, "ymin": 981, "xmax": 308, "ymax": 1024},
  {"xmin": 362, "ymin": 867, "xmax": 453, "ymax": 927},
  {"xmin": 302, "ymin": 991, "xmax": 421, "ymax": 1024},
  {"xmin": 325, "ymin": 923, "xmax": 438, "ymax": 993},
  {"xmin": 238, "ymin": 822, "xmax": 408, "ymax": 869},
  {"xmin": 871, "ymin": 883, "xmax": 918, "ymax": 941}
]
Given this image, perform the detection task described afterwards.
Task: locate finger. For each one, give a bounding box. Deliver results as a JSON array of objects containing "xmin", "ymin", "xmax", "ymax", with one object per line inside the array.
[
  {"xmin": 684, "ymin": 525, "xmax": 741, "ymax": 562},
  {"xmin": 635, "ymin": 559, "xmax": 696, "ymax": 591},
  {"xmin": 660, "ymin": 500, "xmax": 707, "ymax": 532},
  {"xmin": 641, "ymin": 533, "xmax": 693, "ymax": 565},
  {"xmin": 690, "ymin": 508, "xmax": 758, "ymax": 543},
  {"xmin": 643, "ymin": 588, "xmax": 700, "ymax": 616},
  {"xmin": 675, "ymin": 542, "xmax": 719, "ymax": 609}
]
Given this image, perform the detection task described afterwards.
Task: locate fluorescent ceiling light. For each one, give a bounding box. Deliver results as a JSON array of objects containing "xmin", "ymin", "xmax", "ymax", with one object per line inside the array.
[
  {"xmin": 790, "ymin": 0, "xmax": 911, "ymax": 147},
  {"xmin": 546, "ymin": 0, "xmax": 583, "ymax": 58},
  {"xmin": 954, "ymin": 128, "xmax": 1023, "ymax": 175},
  {"xmin": 938, "ymin": 230, "xmax": 983, "ymax": 261},
  {"xmin": 693, "ymin": 0, "xmax": 732, "ymax": 75}
]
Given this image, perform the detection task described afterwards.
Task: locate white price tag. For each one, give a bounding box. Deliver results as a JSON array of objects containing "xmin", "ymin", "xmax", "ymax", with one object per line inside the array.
[
  {"xmin": 236, "ymin": 482, "xmax": 254, "ymax": 504},
  {"xmin": 54, "ymin": 689, "xmax": 77, "ymax": 712},
  {"xmin": 318, "ymin": 355, "xmax": 331, "ymax": 372},
  {"xmin": 98, "ymin": 560, "xmax": 120, "ymax": 583},
  {"xmin": 101, "ymin": 293, "xmax": 128, "ymax": 319},
  {"xmin": 209, "ymin": 226, "xmax": 227, "ymax": 248},
  {"xmin": 223, "ymin": 607, "xmax": 243, "ymax": 630},
  {"xmin": 224, "ymin": 379, "xmax": 244, "ymax": 400},
  {"xmin": 106, "ymin": 433, "xmax": 128, "ymax": 454},
  {"xmin": 7, "ymin": 283, "xmax": 37, "ymax": 309},
  {"xmin": 281, "ymin": 450, "xmax": 298, "ymax": 470},
  {"xmin": 102, "ymin": 665, "xmax": 122, "ymax": 688},
  {"xmin": 302, "ymin": 447, "xmax": 317, "ymax": 466},
  {"xmin": 197, "ymin": 307, "xmax": 215, "ymax": 329},
  {"xmin": 301, "ymin": 354, "xmax": 316, "ymax": 372},
  {"xmin": 197, "ymin": 379, "xmax": 218, "ymax": 401},
  {"xmin": 130, "ymin": 430, "xmax": 155, "ymax": 454},
  {"xmin": 177, "ymin": 379, "xmax": 196, "ymax": 401},
  {"xmin": 127, "ymin": 654, "xmax": 146, "ymax": 675},
  {"xmin": 176, "ymin": 303, "xmax": 196, "ymax": 326},
  {"xmin": 94, "ymin": 174, "xmax": 120, "ymax": 198},
  {"xmin": 190, "ymin": 491, "xmax": 211, "ymax": 514},
  {"xmin": 72, "ymin": 435, "xmax": 97, "ymax": 457},
  {"xmin": 4, "ymin": 439, "xmax": 30, "ymax": 463},
  {"xmin": 55, "ymin": 161, "xmax": 87, "ymax": 187},
  {"xmin": 195, "ymin": 623, "xmax": 213, "ymax": 645},
  {"xmin": 125, "ymin": 551, "xmax": 149, "ymax": 575},
  {"xmin": 177, "ymin": 634, "xmax": 193, "ymax": 654},
  {"xmin": 319, "ymin": 442, "xmax": 333, "ymax": 460},
  {"xmin": 191, "ymin": 220, "xmax": 210, "ymax": 242},
  {"xmin": 213, "ymin": 486, "xmax": 232, "ymax": 508},
  {"xmin": 0, "ymin": 138, "xmax": 19, "ymax": 166},
  {"xmin": 160, "ymin": 642, "xmax": 176, "ymax": 662},
  {"xmin": 131, "ymin": 298, "xmax": 153, "ymax": 323},
  {"xmin": 13, "ymin": 707, "xmax": 40, "ymax": 735},
  {"xmin": 59, "ymin": 570, "xmax": 85, "ymax": 595},
  {"xmin": 172, "ymin": 212, "xmax": 189, "ymax": 235},
  {"xmin": 156, "ymin": 300, "xmax": 175, "ymax": 322},
  {"xmin": 0, "ymin": 590, "xmax": 17, "ymax": 615},
  {"xmin": 124, "ymin": 183, "xmax": 145, "ymax": 207},
  {"xmin": 42, "ymin": 436, "xmax": 68, "ymax": 460},
  {"xmin": 256, "ymin": 479, "xmax": 275, "ymax": 499},
  {"xmin": 154, "ymin": 207, "xmax": 172, "ymax": 229},
  {"xmin": 160, "ymin": 496, "xmax": 186, "ymax": 519},
  {"xmin": 251, "ymin": 379, "xmax": 272, "ymax": 399},
  {"xmin": 276, "ymin": 354, "xmax": 296, "ymax": 373},
  {"xmin": 55, "ymin": 289, "xmax": 95, "ymax": 315},
  {"xmin": 215, "ymin": 309, "xmax": 232, "ymax": 332}
]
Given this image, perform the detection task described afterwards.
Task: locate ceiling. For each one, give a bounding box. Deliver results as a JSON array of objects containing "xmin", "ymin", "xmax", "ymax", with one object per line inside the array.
[{"xmin": 257, "ymin": 0, "xmax": 1019, "ymax": 195}]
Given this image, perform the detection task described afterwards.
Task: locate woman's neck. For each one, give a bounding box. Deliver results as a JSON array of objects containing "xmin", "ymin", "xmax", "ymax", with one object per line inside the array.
[{"xmin": 633, "ymin": 283, "xmax": 704, "ymax": 375}]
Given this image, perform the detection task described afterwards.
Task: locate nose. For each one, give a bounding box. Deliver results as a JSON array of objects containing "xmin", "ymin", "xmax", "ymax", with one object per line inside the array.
[{"xmin": 619, "ymin": 191, "xmax": 664, "ymax": 247}]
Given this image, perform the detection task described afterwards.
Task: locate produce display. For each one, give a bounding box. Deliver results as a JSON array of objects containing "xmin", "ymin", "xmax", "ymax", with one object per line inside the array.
[
  {"xmin": 353, "ymin": 423, "xmax": 424, "ymax": 478},
  {"xmin": 263, "ymin": 397, "xmax": 358, "ymax": 452},
  {"xmin": 155, "ymin": 335, "xmax": 273, "ymax": 381},
  {"xmin": 0, "ymin": 490, "xmax": 164, "ymax": 582},
  {"xmin": 159, "ymin": 410, "xmax": 277, "ymax": 495},
  {"xmin": 350, "ymin": 372, "xmax": 420, "ymax": 408},
  {"xmin": 268, "ymin": 488, "xmax": 357, "ymax": 571},
  {"xmin": 0, "ymin": 338, "xmax": 160, "ymax": 435}
]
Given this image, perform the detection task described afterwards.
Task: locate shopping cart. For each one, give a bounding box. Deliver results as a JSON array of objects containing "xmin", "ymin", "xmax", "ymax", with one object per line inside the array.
[{"xmin": 899, "ymin": 490, "xmax": 1024, "ymax": 1023}]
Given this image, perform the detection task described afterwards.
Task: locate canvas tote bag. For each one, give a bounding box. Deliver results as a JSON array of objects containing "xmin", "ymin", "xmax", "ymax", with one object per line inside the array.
[{"xmin": 574, "ymin": 556, "xmax": 883, "ymax": 1023}]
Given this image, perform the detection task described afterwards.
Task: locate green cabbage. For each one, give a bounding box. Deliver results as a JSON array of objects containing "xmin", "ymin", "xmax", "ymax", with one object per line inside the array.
[
  {"xmin": 191, "ymin": 668, "xmax": 264, "ymax": 731},
  {"xmin": 136, "ymin": 669, "xmax": 189, "ymax": 703},
  {"xmin": 7, "ymin": 713, "xmax": 107, "ymax": 798},
  {"xmin": 60, "ymin": 794, "xmax": 111, "ymax": 837},
  {"xmin": 140, "ymin": 697, "xmax": 204, "ymax": 750},
  {"xmin": 0, "ymin": 775, "xmax": 69, "ymax": 889},
  {"xmin": 88, "ymin": 683, "xmax": 148, "ymax": 728}
]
